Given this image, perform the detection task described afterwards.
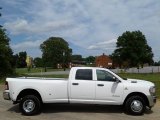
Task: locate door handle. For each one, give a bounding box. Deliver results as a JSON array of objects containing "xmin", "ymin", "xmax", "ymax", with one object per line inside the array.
[
  {"xmin": 97, "ymin": 84, "xmax": 104, "ymax": 86},
  {"xmin": 72, "ymin": 83, "xmax": 79, "ymax": 85}
]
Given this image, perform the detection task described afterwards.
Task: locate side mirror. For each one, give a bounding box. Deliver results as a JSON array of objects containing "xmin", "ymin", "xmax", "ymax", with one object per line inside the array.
[{"xmin": 113, "ymin": 77, "xmax": 120, "ymax": 83}]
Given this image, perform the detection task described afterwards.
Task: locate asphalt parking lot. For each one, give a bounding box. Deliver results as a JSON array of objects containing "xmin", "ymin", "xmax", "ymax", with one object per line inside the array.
[{"xmin": 0, "ymin": 85, "xmax": 160, "ymax": 120}]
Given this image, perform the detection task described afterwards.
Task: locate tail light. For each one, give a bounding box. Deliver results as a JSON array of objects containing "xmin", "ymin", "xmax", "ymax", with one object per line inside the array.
[{"xmin": 5, "ymin": 81, "xmax": 9, "ymax": 90}]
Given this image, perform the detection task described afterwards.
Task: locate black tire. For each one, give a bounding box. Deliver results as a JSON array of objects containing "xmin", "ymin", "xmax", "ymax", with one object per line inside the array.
[
  {"xmin": 19, "ymin": 95, "xmax": 41, "ymax": 116},
  {"xmin": 125, "ymin": 96, "xmax": 146, "ymax": 115}
]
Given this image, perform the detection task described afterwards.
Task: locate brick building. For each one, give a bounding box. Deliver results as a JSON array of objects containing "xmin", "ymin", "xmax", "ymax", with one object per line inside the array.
[{"xmin": 95, "ymin": 53, "xmax": 113, "ymax": 68}]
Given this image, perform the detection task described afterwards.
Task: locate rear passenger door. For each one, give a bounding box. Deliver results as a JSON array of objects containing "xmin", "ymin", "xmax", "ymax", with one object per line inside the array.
[{"xmin": 69, "ymin": 69, "xmax": 96, "ymax": 103}]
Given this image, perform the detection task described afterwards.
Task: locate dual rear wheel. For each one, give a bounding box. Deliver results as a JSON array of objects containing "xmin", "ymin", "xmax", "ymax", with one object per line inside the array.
[{"xmin": 19, "ymin": 95, "xmax": 41, "ymax": 116}]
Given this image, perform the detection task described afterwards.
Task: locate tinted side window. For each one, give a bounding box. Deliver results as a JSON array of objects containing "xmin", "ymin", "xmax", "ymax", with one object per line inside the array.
[
  {"xmin": 75, "ymin": 69, "xmax": 92, "ymax": 80},
  {"xmin": 96, "ymin": 70, "xmax": 115, "ymax": 82}
]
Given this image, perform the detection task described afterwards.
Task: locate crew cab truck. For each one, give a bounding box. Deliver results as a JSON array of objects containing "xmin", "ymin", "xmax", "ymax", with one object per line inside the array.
[{"xmin": 3, "ymin": 67, "xmax": 156, "ymax": 115}]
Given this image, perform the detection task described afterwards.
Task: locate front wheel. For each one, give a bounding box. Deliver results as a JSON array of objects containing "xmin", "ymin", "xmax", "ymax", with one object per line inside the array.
[
  {"xmin": 125, "ymin": 96, "xmax": 146, "ymax": 115},
  {"xmin": 19, "ymin": 95, "xmax": 41, "ymax": 116}
]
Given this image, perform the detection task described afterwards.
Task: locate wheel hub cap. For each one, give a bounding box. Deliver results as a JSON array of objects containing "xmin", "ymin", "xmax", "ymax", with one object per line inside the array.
[
  {"xmin": 131, "ymin": 100, "xmax": 143, "ymax": 112},
  {"xmin": 23, "ymin": 100, "xmax": 35, "ymax": 113}
]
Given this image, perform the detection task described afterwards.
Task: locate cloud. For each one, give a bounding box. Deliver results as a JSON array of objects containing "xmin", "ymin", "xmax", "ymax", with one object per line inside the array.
[
  {"xmin": 4, "ymin": 19, "xmax": 29, "ymax": 35},
  {"xmin": 1, "ymin": 0, "xmax": 160, "ymax": 60},
  {"xmin": 88, "ymin": 39, "xmax": 117, "ymax": 50},
  {"xmin": 11, "ymin": 40, "xmax": 42, "ymax": 50},
  {"xmin": 11, "ymin": 39, "xmax": 44, "ymax": 57},
  {"xmin": 4, "ymin": 18, "xmax": 74, "ymax": 35}
]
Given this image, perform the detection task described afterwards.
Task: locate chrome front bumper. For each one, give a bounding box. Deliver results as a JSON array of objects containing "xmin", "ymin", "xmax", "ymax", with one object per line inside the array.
[
  {"xmin": 3, "ymin": 92, "xmax": 10, "ymax": 100},
  {"xmin": 147, "ymin": 95, "xmax": 156, "ymax": 107}
]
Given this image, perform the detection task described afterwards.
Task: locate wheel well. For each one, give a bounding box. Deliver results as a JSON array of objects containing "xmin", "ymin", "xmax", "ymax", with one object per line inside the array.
[
  {"xmin": 16, "ymin": 89, "xmax": 42, "ymax": 102},
  {"xmin": 123, "ymin": 92, "xmax": 149, "ymax": 107}
]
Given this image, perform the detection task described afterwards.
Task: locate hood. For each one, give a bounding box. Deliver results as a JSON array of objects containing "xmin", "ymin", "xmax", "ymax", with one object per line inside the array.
[{"xmin": 126, "ymin": 78, "xmax": 155, "ymax": 87}]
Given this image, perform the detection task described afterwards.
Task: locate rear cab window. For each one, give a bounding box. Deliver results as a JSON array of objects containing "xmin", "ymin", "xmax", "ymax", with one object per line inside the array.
[{"xmin": 75, "ymin": 69, "xmax": 93, "ymax": 80}]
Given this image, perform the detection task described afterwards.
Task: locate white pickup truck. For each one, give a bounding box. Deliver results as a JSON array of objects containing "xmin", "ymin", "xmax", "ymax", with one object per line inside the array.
[{"xmin": 3, "ymin": 67, "xmax": 156, "ymax": 115}]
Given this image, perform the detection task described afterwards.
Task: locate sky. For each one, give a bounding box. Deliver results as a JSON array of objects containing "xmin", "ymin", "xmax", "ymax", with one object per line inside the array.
[{"xmin": 0, "ymin": 0, "xmax": 160, "ymax": 61}]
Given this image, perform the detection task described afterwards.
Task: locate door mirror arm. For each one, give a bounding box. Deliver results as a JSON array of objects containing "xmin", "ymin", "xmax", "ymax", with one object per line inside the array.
[
  {"xmin": 115, "ymin": 79, "xmax": 121, "ymax": 83},
  {"xmin": 113, "ymin": 77, "xmax": 121, "ymax": 83}
]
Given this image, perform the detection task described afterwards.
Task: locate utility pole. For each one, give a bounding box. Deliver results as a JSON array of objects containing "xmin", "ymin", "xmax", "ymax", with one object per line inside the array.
[
  {"xmin": 0, "ymin": 7, "xmax": 2, "ymax": 27},
  {"xmin": 0, "ymin": 7, "xmax": 2, "ymax": 17},
  {"xmin": 63, "ymin": 52, "xmax": 66, "ymax": 71}
]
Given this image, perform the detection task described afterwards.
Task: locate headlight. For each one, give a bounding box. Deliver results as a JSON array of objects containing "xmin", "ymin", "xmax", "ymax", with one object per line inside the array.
[{"xmin": 149, "ymin": 86, "xmax": 156, "ymax": 95}]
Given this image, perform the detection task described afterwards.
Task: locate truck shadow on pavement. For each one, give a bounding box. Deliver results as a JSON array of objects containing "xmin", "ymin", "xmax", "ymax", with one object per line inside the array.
[
  {"xmin": 43, "ymin": 104, "xmax": 124, "ymax": 113},
  {"xmin": 8, "ymin": 103, "xmax": 153, "ymax": 115},
  {"xmin": 8, "ymin": 104, "xmax": 20, "ymax": 113}
]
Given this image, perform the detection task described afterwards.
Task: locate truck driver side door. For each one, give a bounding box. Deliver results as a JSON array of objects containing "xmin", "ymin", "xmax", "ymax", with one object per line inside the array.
[{"xmin": 95, "ymin": 69, "xmax": 124, "ymax": 104}]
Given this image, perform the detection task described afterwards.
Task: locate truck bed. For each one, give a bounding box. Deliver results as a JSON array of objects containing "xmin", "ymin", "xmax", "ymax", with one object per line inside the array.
[{"xmin": 7, "ymin": 77, "xmax": 69, "ymax": 103}]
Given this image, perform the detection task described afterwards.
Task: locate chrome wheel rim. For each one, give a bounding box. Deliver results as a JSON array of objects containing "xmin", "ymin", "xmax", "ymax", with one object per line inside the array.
[
  {"xmin": 23, "ymin": 100, "xmax": 35, "ymax": 113},
  {"xmin": 131, "ymin": 100, "xmax": 143, "ymax": 112}
]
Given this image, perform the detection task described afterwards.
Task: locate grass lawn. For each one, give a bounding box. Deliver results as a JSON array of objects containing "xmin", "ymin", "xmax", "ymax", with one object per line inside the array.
[
  {"xmin": 0, "ymin": 77, "xmax": 5, "ymax": 84},
  {"xmin": 0, "ymin": 79, "xmax": 5, "ymax": 84}
]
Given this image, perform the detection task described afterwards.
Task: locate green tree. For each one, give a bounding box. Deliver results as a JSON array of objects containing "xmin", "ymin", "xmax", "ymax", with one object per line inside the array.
[
  {"xmin": 0, "ymin": 8, "xmax": 15, "ymax": 77},
  {"xmin": 34, "ymin": 57, "xmax": 43, "ymax": 67},
  {"xmin": 85, "ymin": 56, "xmax": 95, "ymax": 64},
  {"xmin": 40, "ymin": 37, "xmax": 72, "ymax": 69},
  {"xmin": 112, "ymin": 31, "xmax": 153, "ymax": 68},
  {"xmin": 0, "ymin": 27, "xmax": 15, "ymax": 77},
  {"xmin": 154, "ymin": 61, "xmax": 160, "ymax": 66},
  {"xmin": 16, "ymin": 51, "xmax": 27, "ymax": 68},
  {"xmin": 71, "ymin": 54, "xmax": 83, "ymax": 61}
]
